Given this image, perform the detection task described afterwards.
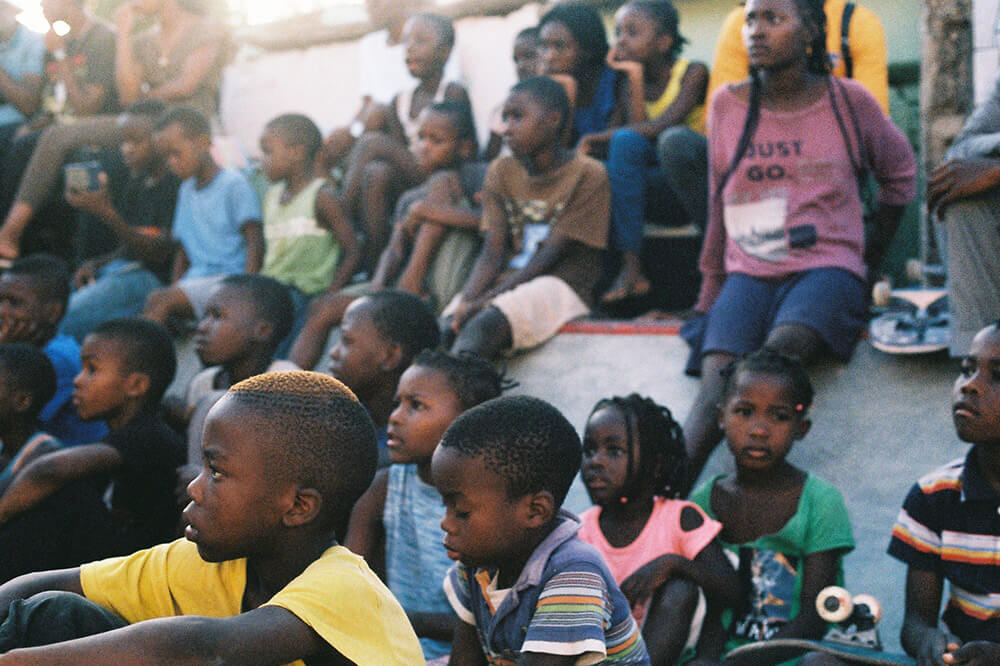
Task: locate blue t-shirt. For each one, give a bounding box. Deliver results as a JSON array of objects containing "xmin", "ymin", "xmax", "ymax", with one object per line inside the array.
[
  {"xmin": 384, "ymin": 464, "xmax": 452, "ymax": 660},
  {"xmin": 444, "ymin": 514, "xmax": 649, "ymax": 664},
  {"xmin": 171, "ymin": 168, "xmax": 261, "ymax": 279},
  {"xmin": 0, "ymin": 26, "xmax": 45, "ymax": 126},
  {"xmin": 41, "ymin": 335, "xmax": 108, "ymax": 446}
]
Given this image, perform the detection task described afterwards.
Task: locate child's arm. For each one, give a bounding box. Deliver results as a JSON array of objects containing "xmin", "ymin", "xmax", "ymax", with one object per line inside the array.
[
  {"xmin": 690, "ymin": 598, "xmax": 726, "ymax": 664},
  {"xmin": 344, "ymin": 469, "xmax": 388, "ymax": 579},
  {"xmin": 485, "ymin": 230, "xmax": 574, "ymax": 299},
  {"xmin": 0, "ymin": 568, "xmax": 83, "ymax": 623},
  {"xmin": 241, "ymin": 221, "xmax": 264, "ymax": 274},
  {"xmin": 384, "ymin": 95, "xmax": 408, "ymax": 146},
  {"xmin": 943, "ymin": 642, "xmax": 1000, "ymax": 665},
  {"xmin": 620, "ymin": 539, "xmax": 741, "ymax": 610},
  {"xmin": 624, "ymin": 63, "xmax": 708, "ymax": 140},
  {"xmin": 0, "ymin": 445, "xmax": 122, "ymax": 526},
  {"xmin": 900, "ymin": 567, "xmax": 955, "ymax": 666},
  {"xmin": 0, "ymin": 605, "xmax": 342, "ymax": 665},
  {"xmin": 314, "ymin": 184, "xmax": 361, "ymax": 294},
  {"xmin": 449, "ymin": 620, "xmax": 488, "ymax": 666},
  {"xmin": 171, "ymin": 246, "xmax": 190, "ymax": 284}
]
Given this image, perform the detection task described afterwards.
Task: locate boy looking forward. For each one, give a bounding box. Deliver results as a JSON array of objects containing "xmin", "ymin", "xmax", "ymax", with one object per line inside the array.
[
  {"xmin": 0, "ymin": 371, "xmax": 423, "ymax": 664},
  {"xmin": 435, "ymin": 395, "xmax": 650, "ymax": 664},
  {"xmin": 444, "ymin": 76, "xmax": 610, "ymax": 360}
]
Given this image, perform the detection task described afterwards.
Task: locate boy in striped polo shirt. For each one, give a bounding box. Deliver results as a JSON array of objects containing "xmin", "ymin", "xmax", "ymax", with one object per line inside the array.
[
  {"xmin": 434, "ymin": 396, "xmax": 650, "ymax": 664},
  {"xmin": 888, "ymin": 322, "xmax": 1000, "ymax": 664}
]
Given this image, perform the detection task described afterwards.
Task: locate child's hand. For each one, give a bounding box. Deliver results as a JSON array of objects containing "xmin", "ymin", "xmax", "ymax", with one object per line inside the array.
[
  {"xmin": 451, "ymin": 298, "xmax": 487, "ymax": 332},
  {"xmin": 620, "ymin": 554, "xmax": 682, "ymax": 604},
  {"xmin": 943, "ymin": 642, "xmax": 1000, "ymax": 665},
  {"xmin": 917, "ymin": 630, "xmax": 958, "ymax": 666},
  {"xmin": 605, "ymin": 49, "xmax": 644, "ymax": 78},
  {"xmin": 64, "ymin": 173, "xmax": 113, "ymax": 217},
  {"xmin": 322, "ymin": 128, "xmax": 356, "ymax": 168},
  {"xmin": 400, "ymin": 207, "xmax": 425, "ymax": 237}
]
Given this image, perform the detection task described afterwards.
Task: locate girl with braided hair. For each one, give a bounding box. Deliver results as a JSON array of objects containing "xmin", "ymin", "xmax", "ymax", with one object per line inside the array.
[
  {"xmin": 681, "ymin": 0, "xmax": 916, "ymax": 489},
  {"xmin": 578, "ymin": 394, "xmax": 740, "ymax": 664}
]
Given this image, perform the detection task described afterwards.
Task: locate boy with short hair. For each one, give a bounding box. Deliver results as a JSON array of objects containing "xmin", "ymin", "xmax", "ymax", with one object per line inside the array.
[
  {"xmin": 173, "ymin": 274, "xmax": 299, "ymax": 489},
  {"xmin": 445, "ymin": 76, "xmax": 610, "ymax": 360},
  {"xmin": 434, "ymin": 395, "xmax": 650, "ymax": 664},
  {"xmin": 0, "ymin": 318, "xmax": 184, "ymax": 581},
  {"xmin": 888, "ymin": 321, "xmax": 1000, "ymax": 665},
  {"xmin": 0, "ymin": 254, "xmax": 106, "ymax": 445},
  {"xmin": 0, "ymin": 371, "xmax": 424, "ymax": 664},
  {"xmin": 0, "ymin": 344, "xmax": 60, "ymax": 495},
  {"xmin": 327, "ymin": 290, "xmax": 439, "ymax": 467},
  {"xmin": 60, "ymin": 99, "xmax": 181, "ymax": 341},
  {"xmin": 143, "ymin": 106, "xmax": 264, "ymax": 328}
]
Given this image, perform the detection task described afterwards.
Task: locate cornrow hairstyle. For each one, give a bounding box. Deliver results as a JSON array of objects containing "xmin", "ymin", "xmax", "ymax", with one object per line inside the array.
[
  {"xmin": 0, "ymin": 344, "xmax": 57, "ymax": 422},
  {"xmin": 440, "ymin": 395, "xmax": 581, "ymax": 507},
  {"xmin": 265, "ymin": 113, "xmax": 323, "ymax": 161},
  {"xmin": 590, "ymin": 394, "xmax": 687, "ymax": 500},
  {"xmin": 715, "ymin": 0, "xmax": 829, "ymax": 200},
  {"xmin": 721, "ymin": 348, "xmax": 814, "ymax": 414},
  {"xmin": 412, "ymin": 12, "xmax": 455, "ymax": 50},
  {"xmin": 539, "ymin": 3, "xmax": 610, "ymax": 76},
  {"xmin": 425, "ymin": 99, "xmax": 479, "ymax": 154},
  {"xmin": 91, "ymin": 318, "xmax": 177, "ymax": 406},
  {"xmin": 628, "ymin": 0, "xmax": 688, "ymax": 57},
  {"xmin": 227, "ymin": 371, "xmax": 377, "ymax": 538},
  {"xmin": 410, "ymin": 350, "xmax": 513, "ymax": 410}
]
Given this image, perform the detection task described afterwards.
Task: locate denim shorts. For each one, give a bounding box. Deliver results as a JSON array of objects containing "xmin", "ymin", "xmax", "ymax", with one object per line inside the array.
[{"xmin": 701, "ymin": 267, "xmax": 867, "ymax": 360}]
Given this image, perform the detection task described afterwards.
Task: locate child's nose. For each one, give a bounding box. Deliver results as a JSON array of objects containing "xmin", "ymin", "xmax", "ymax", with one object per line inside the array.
[{"xmin": 187, "ymin": 471, "xmax": 204, "ymax": 503}]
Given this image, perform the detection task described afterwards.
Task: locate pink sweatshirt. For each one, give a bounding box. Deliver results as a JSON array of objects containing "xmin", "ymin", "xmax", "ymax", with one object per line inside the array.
[{"xmin": 696, "ymin": 78, "xmax": 916, "ymax": 312}]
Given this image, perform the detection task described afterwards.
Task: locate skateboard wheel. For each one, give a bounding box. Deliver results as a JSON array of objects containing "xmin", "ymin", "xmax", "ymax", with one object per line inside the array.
[
  {"xmin": 905, "ymin": 258, "xmax": 923, "ymax": 282},
  {"xmin": 816, "ymin": 586, "xmax": 853, "ymax": 623},
  {"xmin": 851, "ymin": 594, "xmax": 882, "ymax": 624},
  {"xmin": 872, "ymin": 280, "xmax": 892, "ymax": 308}
]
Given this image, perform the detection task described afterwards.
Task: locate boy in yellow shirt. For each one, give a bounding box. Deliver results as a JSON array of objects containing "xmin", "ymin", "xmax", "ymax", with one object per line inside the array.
[{"xmin": 0, "ymin": 371, "xmax": 423, "ymax": 665}]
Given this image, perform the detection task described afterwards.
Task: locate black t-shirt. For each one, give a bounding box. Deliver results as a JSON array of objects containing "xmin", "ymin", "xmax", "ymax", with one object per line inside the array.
[
  {"xmin": 75, "ymin": 171, "xmax": 181, "ymax": 281},
  {"xmin": 41, "ymin": 19, "xmax": 117, "ymax": 117},
  {"xmin": 105, "ymin": 409, "xmax": 185, "ymax": 550}
]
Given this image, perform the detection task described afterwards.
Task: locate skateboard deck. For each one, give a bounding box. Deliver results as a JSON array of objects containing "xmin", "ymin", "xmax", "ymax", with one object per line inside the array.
[
  {"xmin": 869, "ymin": 287, "xmax": 949, "ymax": 355},
  {"xmin": 724, "ymin": 638, "xmax": 914, "ymax": 664}
]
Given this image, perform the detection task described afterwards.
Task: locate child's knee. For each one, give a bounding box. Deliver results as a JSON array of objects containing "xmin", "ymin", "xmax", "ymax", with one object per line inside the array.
[
  {"xmin": 361, "ymin": 160, "xmax": 395, "ymax": 192},
  {"xmin": 653, "ymin": 577, "xmax": 700, "ymax": 622}
]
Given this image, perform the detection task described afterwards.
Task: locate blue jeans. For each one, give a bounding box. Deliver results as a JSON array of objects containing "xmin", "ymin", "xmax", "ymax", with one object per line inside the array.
[
  {"xmin": 0, "ymin": 591, "xmax": 127, "ymax": 652},
  {"xmin": 607, "ymin": 126, "xmax": 708, "ymax": 254},
  {"xmin": 59, "ymin": 259, "xmax": 163, "ymax": 342}
]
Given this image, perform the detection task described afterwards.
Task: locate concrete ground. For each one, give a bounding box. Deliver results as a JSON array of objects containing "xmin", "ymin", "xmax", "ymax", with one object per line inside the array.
[
  {"xmin": 505, "ymin": 330, "xmax": 959, "ymax": 653},
  {"xmin": 169, "ymin": 325, "xmax": 959, "ymax": 652}
]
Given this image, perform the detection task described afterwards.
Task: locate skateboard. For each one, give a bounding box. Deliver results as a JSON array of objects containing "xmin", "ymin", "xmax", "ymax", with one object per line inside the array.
[
  {"xmin": 723, "ymin": 587, "xmax": 915, "ymax": 664},
  {"xmin": 868, "ymin": 283, "xmax": 949, "ymax": 355}
]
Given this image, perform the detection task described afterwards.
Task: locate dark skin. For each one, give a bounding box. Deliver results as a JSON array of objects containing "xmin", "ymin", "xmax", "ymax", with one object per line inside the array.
[
  {"xmin": 0, "ymin": 399, "xmax": 352, "ymax": 665},
  {"xmin": 902, "ymin": 328, "xmax": 1000, "ymax": 666},
  {"xmin": 926, "ymin": 157, "xmax": 1000, "ymax": 215}
]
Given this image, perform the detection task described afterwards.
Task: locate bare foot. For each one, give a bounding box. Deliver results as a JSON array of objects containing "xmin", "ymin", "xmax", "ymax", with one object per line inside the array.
[{"xmin": 602, "ymin": 266, "xmax": 651, "ymax": 304}]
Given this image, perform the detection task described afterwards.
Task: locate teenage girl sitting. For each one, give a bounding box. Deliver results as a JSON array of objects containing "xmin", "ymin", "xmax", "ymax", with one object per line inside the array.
[{"xmin": 681, "ymin": 0, "xmax": 916, "ymax": 488}]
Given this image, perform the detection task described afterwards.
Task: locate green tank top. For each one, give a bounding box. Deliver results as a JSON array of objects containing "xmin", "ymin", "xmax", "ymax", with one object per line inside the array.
[{"xmin": 261, "ymin": 178, "xmax": 340, "ymax": 295}]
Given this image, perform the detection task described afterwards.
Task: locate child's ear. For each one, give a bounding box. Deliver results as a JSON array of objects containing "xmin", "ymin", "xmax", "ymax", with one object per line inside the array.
[
  {"xmin": 459, "ymin": 139, "xmax": 475, "ymax": 161},
  {"xmin": 123, "ymin": 372, "xmax": 151, "ymax": 402},
  {"xmin": 11, "ymin": 389, "xmax": 32, "ymax": 416},
  {"xmin": 656, "ymin": 34, "xmax": 674, "ymax": 56},
  {"xmin": 379, "ymin": 341, "xmax": 405, "ymax": 373},
  {"xmin": 40, "ymin": 299, "xmax": 64, "ymax": 327},
  {"xmin": 251, "ymin": 319, "xmax": 274, "ymax": 345},
  {"xmin": 282, "ymin": 487, "xmax": 323, "ymax": 528},
  {"xmin": 795, "ymin": 417, "xmax": 812, "ymax": 440},
  {"xmin": 522, "ymin": 490, "xmax": 556, "ymax": 529}
]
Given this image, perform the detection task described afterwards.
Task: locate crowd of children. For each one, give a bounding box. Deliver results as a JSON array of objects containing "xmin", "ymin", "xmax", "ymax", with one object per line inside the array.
[{"xmin": 0, "ymin": 0, "xmax": 991, "ymax": 664}]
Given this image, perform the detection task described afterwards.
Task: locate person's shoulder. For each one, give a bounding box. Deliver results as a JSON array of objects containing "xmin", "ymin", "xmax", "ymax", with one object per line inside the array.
[
  {"xmin": 113, "ymin": 410, "xmax": 184, "ymax": 452},
  {"xmin": 913, "ymin": 454, "xmax": 968, "ymax": 496},
  {"xmin": 217, "ymin": 168, "xmax": 254, "ymax": 189},
  {"xmin": 802, "ymin": 471, "xmax": 848, "ymax": 500},
  {"xmin": 574, "ymin": 153, "xmax": 609, "ymax": 181}
]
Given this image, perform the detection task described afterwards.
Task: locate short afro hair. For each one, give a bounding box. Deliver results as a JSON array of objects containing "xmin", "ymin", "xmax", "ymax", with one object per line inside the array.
[
  {"xmin": 722, "ymin": 348, "xmax": 814, "ymax": 414},
  {"xmin": 511, "ymin": 76, "xmax": 571, "ymax": 135},
  {"xmin": 155, "ymin": 106, "xmax": 211, "ymax": 139},
  {"xmin": 425, "ymin": 99, "xmax": 478, "ymax": 149},
  {"xmin": 439, "ymin": 395, "xmax": 581, "ymax": 506},
  {"xmin": 218, "ymin": 274, "xmax": 294, "ymax": 350},
  {"xmin": 0, "ymin": 343, "xmax": 57, "ymax": 422},
  {"xmin": 265, "ymin": 113, "xmax": 323, "ymax": 161},
  {"xmin": 364, "ymin": 290, "xmax": 440, "ymax": 366},
  {"xmin": 227, "ymin": 371, "xmax": 377, "ymax": 537},
  {"xmin": 6, "ymin": 254, "xmax": 71, "ymax": 312},
  {"xmin": 410, "ymin": 12, "xmax": 455, "ymax": 49},
  {"xmin": 411, "ymin": 350, "xmax": 507, "ymax": 410},
  {"xmin": 90, "ymin": 318, "xmax": 177, "ymax": 406}
]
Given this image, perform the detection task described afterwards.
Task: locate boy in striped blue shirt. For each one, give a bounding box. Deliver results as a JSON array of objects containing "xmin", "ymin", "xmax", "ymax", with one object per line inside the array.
[
  {"xmin": 434, "ymin": 395, "xmax": 649, "ymax": 665},
  {"xmin": 888, "ymin": 321, "xmax": 1000, "ymax": 665}
]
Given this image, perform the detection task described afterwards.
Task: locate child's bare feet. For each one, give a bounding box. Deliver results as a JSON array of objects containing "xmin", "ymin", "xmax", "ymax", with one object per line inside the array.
[{"xmin": 602, "ymin": 253, "xmax": 651, "ymax": 304}]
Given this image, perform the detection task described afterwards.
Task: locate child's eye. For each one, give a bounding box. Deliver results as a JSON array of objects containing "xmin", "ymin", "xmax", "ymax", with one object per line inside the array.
[
  {"xmin": 959, "ymin": 360, "xmax": 975, "ymax": 378},
  {"xmin": 455, "ymin": 510, "xmax": 470, "ymax": 520}
]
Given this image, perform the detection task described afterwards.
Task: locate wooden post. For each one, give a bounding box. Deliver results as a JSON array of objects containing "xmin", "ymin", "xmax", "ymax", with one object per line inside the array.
[{"xmin": 922, "ymin": 0, "xmax": 973, "ymax": 168}]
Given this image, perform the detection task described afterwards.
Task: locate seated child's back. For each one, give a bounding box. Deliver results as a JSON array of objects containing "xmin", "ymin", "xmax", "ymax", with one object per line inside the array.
[{"xmin": 435, "ymin": 395, "xmax": 650, "ymax": 664}]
